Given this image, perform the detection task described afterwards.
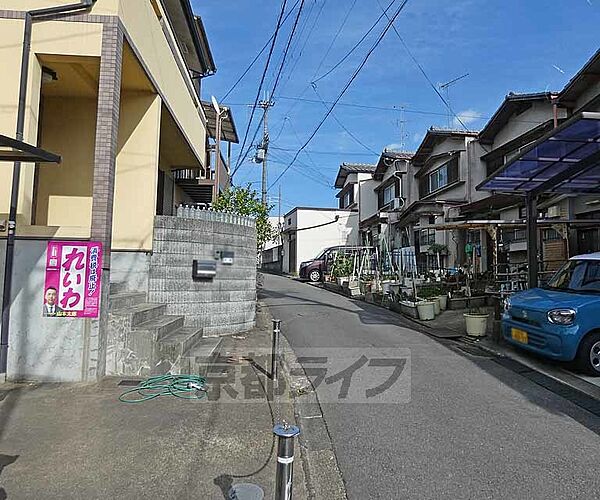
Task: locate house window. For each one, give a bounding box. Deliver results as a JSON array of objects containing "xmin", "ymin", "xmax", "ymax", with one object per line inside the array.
[
  {"xmin": 383, "ymin": 184, "xmax": 395, "ymax": 205},
  {"xmin": 378, "ymin": 179, "xmax": 400, "ymax": 209},
  {"xmin": 339, "ymin": 187, "xmax": 355, "ymax": 208},
  {"xmin": 419, "ymin": 157, "xmax": 459, "ymax": 197},
  {"xmin": 419, "ymin": 229, "xmax": 436, "ymax": 246}
]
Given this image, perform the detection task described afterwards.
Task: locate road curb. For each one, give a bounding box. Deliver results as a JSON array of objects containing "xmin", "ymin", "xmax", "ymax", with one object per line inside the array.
[{"xmin": 258, "ymin": 300, "xmax": 347, "ymax": 500}]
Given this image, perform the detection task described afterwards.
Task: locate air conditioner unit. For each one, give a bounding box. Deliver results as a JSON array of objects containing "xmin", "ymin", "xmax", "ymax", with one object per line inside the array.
[
  {"xmin": 547, "ymin": 205, "xmax": 561, "ymax": 218},
  {"xmin": 391, "ymin": 197, "xmax": 405, "ymax": 211},
  {"xmin": 379, "ymin": 211, "xmax": 389, "ymax": 220}
]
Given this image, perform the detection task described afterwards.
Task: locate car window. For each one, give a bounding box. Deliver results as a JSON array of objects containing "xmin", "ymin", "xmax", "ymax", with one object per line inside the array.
[{"xmin": 582, "ymin": 261, "xmax": 600, "ymax": 290}]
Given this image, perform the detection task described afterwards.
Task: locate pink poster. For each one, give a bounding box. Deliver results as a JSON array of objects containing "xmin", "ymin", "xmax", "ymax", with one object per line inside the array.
[{"xmin": 43, "ymin": 241, "xmax": 103, "ymax": 318}]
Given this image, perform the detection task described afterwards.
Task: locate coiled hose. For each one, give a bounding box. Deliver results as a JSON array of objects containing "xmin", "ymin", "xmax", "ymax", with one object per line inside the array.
[{"xmin": 118, "ymin": 374, "xmax": 207, "ymax": 403}]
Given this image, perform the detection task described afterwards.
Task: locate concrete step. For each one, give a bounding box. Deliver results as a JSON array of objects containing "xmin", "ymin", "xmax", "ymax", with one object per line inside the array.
[
  {"xmin": 184, "ymin": 337, "xmax": 223, "ymax": 377},
  {"xmin": 158, "ymin": 326, "xmax": 204, "ymax": 358},
  {"xmin": 110, "ymin": 282, "xmax": 127, "ymax": 294},
  {"xmin": 133, "ymin": 315, "xmax": 184, "ymax": 341},
  {"xmin": 109, "ymin": 292, "xmax": 146, "ymax": 311},
  {"xmin": 112, "ymin": 303, "xmax": 167, "ymax": 326}
]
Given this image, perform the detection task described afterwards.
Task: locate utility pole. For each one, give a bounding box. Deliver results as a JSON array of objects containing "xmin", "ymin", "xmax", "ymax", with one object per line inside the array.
[{"xmin": 256, "ymin": 99, "xmax": 274, "ymax": 206}]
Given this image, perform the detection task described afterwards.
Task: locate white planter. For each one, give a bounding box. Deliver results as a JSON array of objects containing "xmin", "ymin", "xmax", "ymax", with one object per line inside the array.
[
  {"xmin": 337, "ymin": 277, "xmax": 349, "ymax": 286},
  {"xmin": 382, "ymin": 281, "xmax": 391, "ymax": 293},
  {"xmin": 464, "ymin": 313, "xmax": 489, "ymax": 337},
  {"xmin": 432, "ymin": 297, "xmax": 441, "ymax": 315},
  {"xmin": 417, "ymin": 301, "xmax": 436, "ymax": 321},
  {"xmin": 437, "ymin": 295, "xmax": 448, "ymax": 311}
]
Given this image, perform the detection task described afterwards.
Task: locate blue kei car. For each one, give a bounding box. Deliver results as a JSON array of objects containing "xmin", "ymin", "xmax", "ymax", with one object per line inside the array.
[{"xmin": 502, "ymin": 253, "xmax": 600, "ymax": 375}]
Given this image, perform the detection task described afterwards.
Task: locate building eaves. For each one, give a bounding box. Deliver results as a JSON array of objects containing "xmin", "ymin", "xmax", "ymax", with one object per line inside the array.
[
  {"xmin": 160, "ymin": 0, "xmax": 216, "ymax": 78},
  {"xmin": 374, "ymin": 150, "xmax": 414, "ymax": 180},
  {"xmin": 334, "ymin": 163, "xmax": 376, "ymax": 188},
  {"xmin": 559, "ymin": 49, "xmax": 600, "ymax": 105},
  {"xmin": 478, "ymin": 91, "xmax": 555, "ymax": 144},
  {"xmin": 412, "ymin": 127, "xmax": 478, "ymax": 166}
]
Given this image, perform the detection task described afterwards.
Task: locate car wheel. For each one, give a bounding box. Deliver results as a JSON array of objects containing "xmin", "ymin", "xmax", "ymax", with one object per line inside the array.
[
  {"xmin": 576, "ymin": 331, "xmax": 600, "ymax": 376},
  {"xmin": 308, "ymin": 269, "xmax": 322, "ymax": 282}
]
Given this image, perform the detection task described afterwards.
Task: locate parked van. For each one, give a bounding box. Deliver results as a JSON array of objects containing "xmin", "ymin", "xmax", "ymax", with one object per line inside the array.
[
  {"xmin": 299, "ymin": 246, "xmax": 373, "ymax": 282},
  {"xmin": 502, "ymin": 253, "xmax": 600, "ymax": 375}
]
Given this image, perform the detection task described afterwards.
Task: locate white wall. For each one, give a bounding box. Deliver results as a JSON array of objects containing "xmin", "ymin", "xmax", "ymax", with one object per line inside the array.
[{"xmin": 284, "ymin": 209, "xmax": 359, "ymax": 274}]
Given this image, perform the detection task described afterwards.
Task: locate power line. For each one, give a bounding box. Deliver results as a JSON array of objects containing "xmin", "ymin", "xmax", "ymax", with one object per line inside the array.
[
  {"xmin": 312, "ymin": 0, "xmax": 398, "ymax": 84},
  {"xmin": 269, "ymin": 0, "xmax": 307, "ymax": 100},
  {"xmin": 312, "ymin": 0, "xmax": 358, "ymax": 79},
  {"xmin": 375, "ymin": 0, "xmax": 469, "ymax": 131},
  {"xmin": 234, "ymin": 0, "xmax": 289, "ymax": 171},
  {"xmin": 270, "ymin": 146, "xmax": 375, "ymax": 157},
  {"xmin": 269, "ymin": 0, "xmax": 410, "ymax": 190},
  {"xmin": 278, "ymin": 0, "xmax": 358, "ymax": 119},
  {"xmin": 312, "ymin": 86, "xmax": 379, "ymax": 154},
  {"xmin": 220, "ymin": 0, "xmax": 302, "ymax": 102},
  {"xmin": 279, "ymin": 0, "xmax": 328, "ymax": 90}
]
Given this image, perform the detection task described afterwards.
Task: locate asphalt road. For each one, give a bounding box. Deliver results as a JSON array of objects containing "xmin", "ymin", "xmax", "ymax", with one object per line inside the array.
[{"xmin": 262, "ymin": 274, "xmax": 600, "ymax": 500}]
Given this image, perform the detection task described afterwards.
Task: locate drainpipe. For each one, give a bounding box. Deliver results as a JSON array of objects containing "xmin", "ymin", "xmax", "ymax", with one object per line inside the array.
[{"xmin": 0, "ymin": 0, "xmax": 97, "ymax": 375}]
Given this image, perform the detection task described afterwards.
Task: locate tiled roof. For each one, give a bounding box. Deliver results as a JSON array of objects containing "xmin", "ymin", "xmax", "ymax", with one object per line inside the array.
[{"xmin": 334, "ymin": 163, "xmax": 376, "ymax": 188}]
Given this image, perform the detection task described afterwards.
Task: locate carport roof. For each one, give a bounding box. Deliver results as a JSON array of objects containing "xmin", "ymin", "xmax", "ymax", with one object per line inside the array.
[
  {"xmin": 477, "ymin": 111, "xmax": 600, "ymax": 195},
  {"xmin": 0, "ymin": 135, "xmax": 61, "ymax": 163}
]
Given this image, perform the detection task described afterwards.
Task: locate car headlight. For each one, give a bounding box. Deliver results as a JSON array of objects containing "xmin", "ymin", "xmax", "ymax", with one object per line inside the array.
[{"xmin": 547, "ymin": 309, "xmax": 576, "ymax": 325}]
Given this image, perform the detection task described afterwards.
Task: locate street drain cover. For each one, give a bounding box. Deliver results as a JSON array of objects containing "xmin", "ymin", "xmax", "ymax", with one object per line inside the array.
[{"xmin": 228, "ymin": 483, "xmax": 264, "ymax": 500}]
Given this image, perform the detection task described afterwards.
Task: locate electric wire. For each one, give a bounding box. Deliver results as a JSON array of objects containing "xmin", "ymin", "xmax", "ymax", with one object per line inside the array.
[
  {"xmin": 220, "ymin": 0, "xmax": 302, "ymax": 102},
  {"xmin": 268, "ymin": 0, "xmax": 410, "ymax": 190},
  {"xmin": 312, "ymin": 0, "xmax": 398, "ymax": 84},
  {"xmin": 312, "ymin": 86, "xmax": 379, "ymax": 154},
  {"xmin": 234, "ymin": 0, "xmax": 289, "ymax": 171},
  {"xmin": 375, "ymin": 0, "xmax": 470, "ymax": 131}
]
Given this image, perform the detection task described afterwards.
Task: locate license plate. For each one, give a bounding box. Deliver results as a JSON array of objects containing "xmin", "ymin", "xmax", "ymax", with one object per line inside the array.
[{"xmin": 511, "ymin": 328, "xmax": 528, "ymax": 344}]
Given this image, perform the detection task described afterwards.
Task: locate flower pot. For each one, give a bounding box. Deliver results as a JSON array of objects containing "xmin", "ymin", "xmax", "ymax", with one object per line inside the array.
[
  {"xmin": 464, "ymin": 313, "xmax": 489, "ymax": 337},
  {"xmin": 337, "ymin": 277, "xmax": 348, "ymax": 286},
  {"xmin": 417, "ymin": 301, "xmax": 436, "ymax": 321},
  {"xmin": 432, "ymin": 297, "xmax": 441, "ymax": 315},
  {"xmin": 437, "ymin": 295, "xmax": 448, "ymax": 311}
]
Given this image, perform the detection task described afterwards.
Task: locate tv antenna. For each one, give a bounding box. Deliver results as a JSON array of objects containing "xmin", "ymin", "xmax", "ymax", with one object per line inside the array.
[{"xmin": 439, "ymin": 73, "xmax": 469, "ymax": 128}]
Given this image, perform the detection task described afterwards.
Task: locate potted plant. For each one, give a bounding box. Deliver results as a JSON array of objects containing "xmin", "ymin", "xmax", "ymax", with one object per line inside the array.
[
  {"xmin": 416, "ymin": 300, "xmax": 436, "ymax": 320},
  {"xmin": 463, "ymin": 301, "xmax": 489, "ymax": 337},
  {"xmin": 437, "ymin": 292, "xmax": 448, "ymax": 311}
]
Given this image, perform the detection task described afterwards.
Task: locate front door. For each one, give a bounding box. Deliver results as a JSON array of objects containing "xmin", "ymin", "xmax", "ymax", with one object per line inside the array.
[{"xmin": 289, "ymin": 233, "xmax": 297, "ymax": 274}]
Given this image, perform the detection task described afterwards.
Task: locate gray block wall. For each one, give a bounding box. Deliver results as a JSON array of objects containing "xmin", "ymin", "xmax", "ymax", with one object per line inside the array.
[{"xmin": 149, "ymin": 214, "xmax": 257, "ymax": 336}]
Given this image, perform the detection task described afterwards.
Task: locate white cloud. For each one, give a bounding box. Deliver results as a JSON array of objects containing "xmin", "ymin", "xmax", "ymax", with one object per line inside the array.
[{"xmin": 453, "ymin": 109, "xmax": 483, "ymax": 129}]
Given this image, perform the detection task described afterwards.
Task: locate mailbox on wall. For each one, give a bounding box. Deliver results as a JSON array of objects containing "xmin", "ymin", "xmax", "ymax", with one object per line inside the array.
[
  {"xmin": 221, "ymin": 251, "xmax": 234, "ymax": 265},
  {"xmin": 192, "ymin": 260, "xmax": 217, "ymax": 280}
]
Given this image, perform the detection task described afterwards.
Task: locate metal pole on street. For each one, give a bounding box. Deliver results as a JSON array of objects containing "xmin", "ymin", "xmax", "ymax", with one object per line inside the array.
[
  {"xmin": 273, "ymin": 423, "xmax": 300, "ymax": 500},
  {"xmin": 271, "ymin": 319, "xmax": 281, "ymax": 381}
]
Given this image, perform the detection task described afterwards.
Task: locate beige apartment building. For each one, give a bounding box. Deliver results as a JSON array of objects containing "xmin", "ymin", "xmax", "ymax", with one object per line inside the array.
[{"xmin": 0, "ymin": 0, "xmax": 239, "ymax": 381}]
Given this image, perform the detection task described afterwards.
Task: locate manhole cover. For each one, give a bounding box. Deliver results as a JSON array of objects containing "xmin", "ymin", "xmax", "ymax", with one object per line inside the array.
[{"xmin": 228, "ymin": 483, "xmax": 264, "ymax": 500}]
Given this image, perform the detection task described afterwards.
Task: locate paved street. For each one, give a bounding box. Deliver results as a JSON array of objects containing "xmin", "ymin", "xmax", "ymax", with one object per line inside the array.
[{"xmin": 262, "ymin": 274, "xmax": 600, "ymax": 500}]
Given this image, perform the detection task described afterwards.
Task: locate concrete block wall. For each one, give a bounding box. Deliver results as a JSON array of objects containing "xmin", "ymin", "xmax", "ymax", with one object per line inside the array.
[{"xmin": 149, "ymin": 213, "xmax": 257, "ymax": 336}]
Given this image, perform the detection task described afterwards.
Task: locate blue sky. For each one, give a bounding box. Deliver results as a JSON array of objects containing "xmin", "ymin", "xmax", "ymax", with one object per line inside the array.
[{"xmin": 194, "ymin": 0, "xmax": 600, "ymax": 215}]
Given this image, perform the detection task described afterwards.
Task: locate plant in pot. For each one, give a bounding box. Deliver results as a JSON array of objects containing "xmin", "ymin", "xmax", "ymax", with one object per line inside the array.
[
  {"xmin": 463, "ymin": 300, "xmax": 489, "ymax": 337},
  {"xmin": 331, "ymin": 254, "xmax": 352, "ymax": 286},
  {"xmin": 419, "ymin": 286, "xmax": 442, "ymax": 315}
]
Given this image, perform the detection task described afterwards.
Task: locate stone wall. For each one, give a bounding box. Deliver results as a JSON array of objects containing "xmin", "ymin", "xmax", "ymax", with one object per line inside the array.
[{"xmin": 149, "ymin": 213, "xmax": 257, "ymax": 336}]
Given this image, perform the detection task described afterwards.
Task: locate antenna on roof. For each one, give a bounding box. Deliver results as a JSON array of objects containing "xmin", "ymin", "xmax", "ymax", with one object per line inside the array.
[{"xmin": 439, "ymin": 73, "xmax": 469, "ymax": 128}]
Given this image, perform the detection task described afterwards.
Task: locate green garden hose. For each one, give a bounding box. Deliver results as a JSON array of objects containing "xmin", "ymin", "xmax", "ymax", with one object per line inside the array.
[{"xmin": 118, "ymin": 374, "xmax": 207, "ymax": 403}]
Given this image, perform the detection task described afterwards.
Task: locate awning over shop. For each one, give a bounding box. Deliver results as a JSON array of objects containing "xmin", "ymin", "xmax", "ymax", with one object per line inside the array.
[
  {"xmin": 0, "ymin": 134, "xmax": 61, "ymax": 163},
  {"xmin": 478, "ymin": 112, "xmax": 600, "ymax": 195}
]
